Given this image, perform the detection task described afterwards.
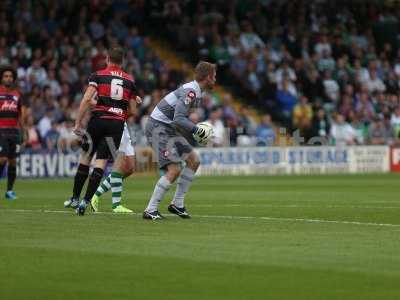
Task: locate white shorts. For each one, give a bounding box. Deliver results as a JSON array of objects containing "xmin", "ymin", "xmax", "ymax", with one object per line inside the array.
[{"xmin": 118, "ymin": 123, "xmax": 135, "ymax": 156}]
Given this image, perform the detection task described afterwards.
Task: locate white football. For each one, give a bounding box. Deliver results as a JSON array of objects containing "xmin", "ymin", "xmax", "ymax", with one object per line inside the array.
[{"xmin": 196, "ymin": 122, "xmax": 214, "ymax": 146}]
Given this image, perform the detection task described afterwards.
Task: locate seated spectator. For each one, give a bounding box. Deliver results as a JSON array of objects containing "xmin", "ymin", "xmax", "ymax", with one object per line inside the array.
[
  {"xmin": 209, "ymin": 34, "xmax": 230, "ymax": 67},
  {"xmin": 391, "ymin": 107, "xmax": 400, "ymax": 138},
  {"xmin": 239, "ymin": 20, "xmax": 265, "ymax": 52},
  {"xmin": 26, "ymin": 59, "xmax": 47, "ymax": 86},
  {"xmin": 309, "ymin": 108, "xmax": 330, "ymax": 144},
  {"xmin": 317, "ymin": 49, "xmax": 336, "ymax": 72},
  {"xmin": 338, "ymin": 95, "xmax": 354, "ymax": 120},
  {"xmin": 276, "ymin": 77, "xmax": 297, "ymax": 118},
  {"xmin": 292, "ymin": 95, "xmax": 313, "ymax": 132},
  {"xmin": 355, "ymin": 92, "xmax": 375, "ymax": 122},
  {"xmin": 37, "ymin": 108, "xmax": 53, "ymax": 139},
  {"xmin": 314, "ymin": 34, "xmax": 332, "ymax": 56},
  {"xmin": 364, "ymin": 69, "xmax": 386, "ymax": 93},
  {"xmin": 330, "ymin": 114, "xmax": 356, "ymax": 145},
  {"xmin": 25, "ymin": 115, "xmax": 41, "ymax": 151},
  {"xmin": 322, "ymin": 70, "xmax": 340, "ymax": 103},
  {"xmin": 206, "ymin": 106, "xmax": 225, "ymax": 147},
  {"xmin": 275, "ymin": 60, "xmax": 296, "ymax": 85},
  {"xmin": 58, "ymin": 119, "xmax": 78, "ymax": 152},
  {"xmin": 368, "ymin": 116, "xmax": 394, "ymax": 145},
  {"xmin": 255, "ymin": 114, "xmax": 276, "ymax": 146},
  {"xmin": 44, "ymin": 121, "xmax": 60, "ymax": 151}
]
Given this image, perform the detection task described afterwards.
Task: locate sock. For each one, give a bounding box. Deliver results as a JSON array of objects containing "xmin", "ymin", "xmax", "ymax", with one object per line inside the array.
[
  {"xmin": 7, "ymin": 164, "xmax": 16, "ymax": 191},
  {"xmin": 72, "ymin": 164, "xmax": 90, "ymax": 199},
  {"xmin": 145, "ymin": 176, "xmax": 172, "ymax": 212},
  {"xmin": 83, "ymin": 167, "xmax": 104, "ymax": 203},
  {"xmin": 0, "ymin": 162, "xmax": 6, "ymax": 179},
  {"xmin": 111, "ymin": 172, "xmax": 123, "ymax": 208},
  {"xmin": 172, "ymin": 167, "xmax": 195, "ymax": 208},
  {"xmin": 95, "ymin": 174, "xmax": 111, "ymax": 197}
]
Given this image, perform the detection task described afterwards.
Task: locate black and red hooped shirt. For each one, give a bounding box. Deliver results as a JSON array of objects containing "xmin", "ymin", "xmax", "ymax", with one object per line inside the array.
[
  {"xmin": 0, "ymin": 85, "xmax": 23, "ymax": 130},
  {"xmin": 88, "ymin": 65, "xmax": 137, "ymax": 122}
]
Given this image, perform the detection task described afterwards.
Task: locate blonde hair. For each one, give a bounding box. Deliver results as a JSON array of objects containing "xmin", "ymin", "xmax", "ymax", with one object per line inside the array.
[{"xmin": 195, "ymin": 61, "xmax": 216, "ymax": 82}]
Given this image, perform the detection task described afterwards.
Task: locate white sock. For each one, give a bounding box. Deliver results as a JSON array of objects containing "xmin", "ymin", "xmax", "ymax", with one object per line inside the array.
[
  {"xmin": 172, "ymin": 167, "xmax": 195, "ymax": 208},
  {"xmin": 145, "ymin": 176, "xmax": 172, "ymax": 212}
]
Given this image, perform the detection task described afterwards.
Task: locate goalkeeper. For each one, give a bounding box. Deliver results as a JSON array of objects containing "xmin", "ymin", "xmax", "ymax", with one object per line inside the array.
[{"xmin": 142, "ymin": 61, "xmax": 216, "ymax": 220}]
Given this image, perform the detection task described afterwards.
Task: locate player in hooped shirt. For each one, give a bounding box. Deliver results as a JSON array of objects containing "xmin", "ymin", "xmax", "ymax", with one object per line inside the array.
[
  {"xmin": 64, "ymin": 48, "xmax": 140, "ymax": 215},
  {"xmin": 0, "ymin": 66, "xmax": 28, "ymax": 200}
]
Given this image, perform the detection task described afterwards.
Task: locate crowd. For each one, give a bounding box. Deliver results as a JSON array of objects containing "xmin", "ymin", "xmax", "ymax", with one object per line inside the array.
[
  {"xmin": 155, "ymin": 0, "xmax": 400, "ymax": 146},
  {"xmin": 0, "ymin": 0, "xmax": 258, "ymax": 152},
  {"xmin": 2, "ymin": 1, "xmax": 400, "ymax": 150}
]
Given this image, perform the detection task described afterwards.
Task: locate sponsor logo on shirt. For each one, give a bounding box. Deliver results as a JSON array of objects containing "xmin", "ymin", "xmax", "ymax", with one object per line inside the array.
[
  {"xmin": 184, "ymin": 91, "xmax": 196, "ymax": 105},
  {"xmin": 108, "ymin": 107, "xmax": 123, "ymax": 115}
]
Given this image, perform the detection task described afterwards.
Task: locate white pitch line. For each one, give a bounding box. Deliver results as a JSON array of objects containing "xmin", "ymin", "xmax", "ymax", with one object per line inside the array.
[
  {"xmin": 191, "ymin": 204, "xmax": 400, "ymax": 209},
  {"xmin": 2, "ymin": 208, "xmax": 400, "ymax": 228}
]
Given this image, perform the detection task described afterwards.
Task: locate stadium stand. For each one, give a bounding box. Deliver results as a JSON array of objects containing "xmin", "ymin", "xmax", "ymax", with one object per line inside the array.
[
  {"xmin": 150, "ymin": 0, "xmax": 400, "ymax": 146},
  {"xmin": 1, "ymin": 0, "xmax": 400, "ymax": 149}
]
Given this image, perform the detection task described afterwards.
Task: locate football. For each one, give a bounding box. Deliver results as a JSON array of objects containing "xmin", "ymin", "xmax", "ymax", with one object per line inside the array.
[{"xmin": 196, "ymin": 122, "xmax": 214, "ymax": 146}]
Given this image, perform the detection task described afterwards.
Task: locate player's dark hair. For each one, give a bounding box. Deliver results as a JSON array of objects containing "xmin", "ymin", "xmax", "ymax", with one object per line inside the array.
[
  {"xmin": 195, "ymin": 61, "xmax": 216, "ymax": 82},
  {"xmin": 108, "ymin": 47, "xmax": 124, "ymax": 65},
  {"xmin": 0, "ymin": 65, "xmax": 17, "ymax": 82}
]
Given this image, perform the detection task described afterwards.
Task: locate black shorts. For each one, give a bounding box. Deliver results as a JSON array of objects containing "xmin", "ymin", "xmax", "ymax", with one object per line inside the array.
[
  {"xmin": 0, "ymin": 129, "xmax": 20, "ymax": 159},
  {"xmin": 82, "ymin": 118, "xmax": 124, "ymax": 160}
]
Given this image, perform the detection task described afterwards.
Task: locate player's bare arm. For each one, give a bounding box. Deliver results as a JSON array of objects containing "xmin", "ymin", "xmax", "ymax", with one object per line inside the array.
[{"xmin": 74, "ymin": 85, "xmax": 97, "ymax": 136}]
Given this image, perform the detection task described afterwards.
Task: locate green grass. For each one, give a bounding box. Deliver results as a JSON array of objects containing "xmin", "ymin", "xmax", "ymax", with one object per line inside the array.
[{"xmin": 1, "ymin": 174, "xmax": 400, "ymax": 299}]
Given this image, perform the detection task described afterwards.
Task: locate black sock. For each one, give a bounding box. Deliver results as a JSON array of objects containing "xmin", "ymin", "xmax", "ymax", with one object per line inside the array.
[
  {"xmin": 83, "ymin": 167, "xmax": 104, "ymax": 202},
  {"xmin": 7, "ymin": 164, "xmax": 16, "ymax": 191},
  {"xmin": 0, "ymin": 162, "xmax": 6, "ymax": 178},
  {"xmin": 72, "ymin": 164, "xmax": 90, "ymax": 199}
]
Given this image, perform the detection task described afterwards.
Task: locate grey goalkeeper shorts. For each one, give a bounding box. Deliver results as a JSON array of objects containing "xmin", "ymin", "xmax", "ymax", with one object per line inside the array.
[{"xmin": 145, "ymin": 117, "xmax": 194, "ymax": 169}]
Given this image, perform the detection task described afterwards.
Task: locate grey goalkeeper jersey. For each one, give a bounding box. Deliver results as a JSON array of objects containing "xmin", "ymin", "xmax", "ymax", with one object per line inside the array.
[{"xmin": 150, "ymin": 80, "xmax": 202, "ymax": 133}]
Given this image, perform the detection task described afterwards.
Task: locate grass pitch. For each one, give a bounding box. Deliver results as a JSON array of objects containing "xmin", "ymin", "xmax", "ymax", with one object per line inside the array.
[{"xmin": 1, "ymin": 174, "xmax": 400, "ymax": 300}]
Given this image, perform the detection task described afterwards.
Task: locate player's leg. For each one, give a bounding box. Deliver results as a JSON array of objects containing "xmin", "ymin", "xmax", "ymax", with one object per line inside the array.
[
  {"xmin": 0, "ymin": 152, "xmax": 7, "ymax": 198},
  {"xmin": 64, "ymin": 154, "xmax": 92, "ymax": 208},
  {"xmin": 168, "ymin": 150, "xmax": 200, "ymax": 219},
  {"xmin": 143, "ymin": 119, "xmax": 181, "ymax": 220},
  {"xmin": 143, "ymin": 162, "xmax": 181, "ymax": 220},
  {"xmin": 76, "ymin": 158, "xmax": 107, "ymax": 215},
  {"xmin": 5, "ymin": 158, "xmax": 17, "ymax": 199},
  {"xmin": 91, "ymin": 123, "xmax": 135, "ymax": 212},
  {"xmin": 65, "ymin": 122, "xmax": 98, "ymax": 208},
  {"xmin": 109, "ymin": 153, "xmax": 135, "ymax": 213},
  {"xmin": 4, "ymin": 134, "xmax": 19, "ymax": 200},
  {"xmin": 91, "ymin": 156, "xmax": 134, "ymax": 211},
  {"xmin": 77, "ymin": 122, "xmax": 124, "ymax": 215},
  {"xmin": 0, "ymin": 135, "xmax": 15, "ymax": 200}
]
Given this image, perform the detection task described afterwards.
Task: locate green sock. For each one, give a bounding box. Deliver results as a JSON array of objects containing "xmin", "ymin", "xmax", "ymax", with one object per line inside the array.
[
  {"xmin": 95, "ymin": 174, "xmax": 111, "ymax": 197},
  {"xmin": 111, "ymin": 172, "xmax": 123, "ymax": 208}
]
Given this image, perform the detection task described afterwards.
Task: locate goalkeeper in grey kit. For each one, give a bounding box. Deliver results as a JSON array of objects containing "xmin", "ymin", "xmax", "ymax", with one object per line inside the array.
[{"xmin": 143, "ymin": 61, "xmax": 216, "ymax": 220}]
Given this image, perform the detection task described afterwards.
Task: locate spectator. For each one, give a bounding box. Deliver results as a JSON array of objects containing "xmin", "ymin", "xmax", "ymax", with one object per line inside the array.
[
  {"xmin": 255, "ymin": 114, "xmax": 276, "ymax": 146},
  {"xmin": 330, "ymin": 114, "xmax": 356, "ymax": 146},
  {"xmin": 292, "ymin": 95, "xmax": 313, "ymax": 133},
  {"xmin": 322, "ymin": 70, "xmax": 340, "ymax": 103},
  {"xmin": 239, "ymin": 20, "xmax": 265, "ymax": 52},
  {"xmin": 368, "ymin": 116, "xmax": 394, "ymax": 145},
  {"xmin": 391, "ymin": 107, "xmax": 400, "ymax": 138},
  {"xmin": 26, "ymin": 59, "xmax": 47, "ymax": 86},
  {"xmin": 44, "ymin": 121, "xmax": 60, "ymax": 150},
  {"xmin": 276, "ymin": 77, "xmax": 297, "ymax": 118},
  {"xmin": 37, "ymin": 108, "xmax": 53, "ymax": 139},
  {"xmin": 364, "ymin": 69, "xmax": 386, "ymax": 93},
  {"xmin": 310, "ymin": 108, "xmax": 330, "ymax": 144},
  {"xmin": 25, "ymin": 115, "xmax": 41, "ymax": 150},
  {"xmin": 206, "ymin": 106, "xmax": 225, "ymax": 146}
]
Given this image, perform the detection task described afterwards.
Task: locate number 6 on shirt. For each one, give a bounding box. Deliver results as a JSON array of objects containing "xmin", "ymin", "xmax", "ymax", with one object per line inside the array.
[{"xmin": 110, "ymin": 78, "xmax": 123, "ymax": 100}]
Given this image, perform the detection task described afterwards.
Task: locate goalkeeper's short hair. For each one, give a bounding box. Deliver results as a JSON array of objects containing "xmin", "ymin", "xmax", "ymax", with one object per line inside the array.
[{"xmin": 195, "ymin": 61, "xmax": 216, "ymax": 82}]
